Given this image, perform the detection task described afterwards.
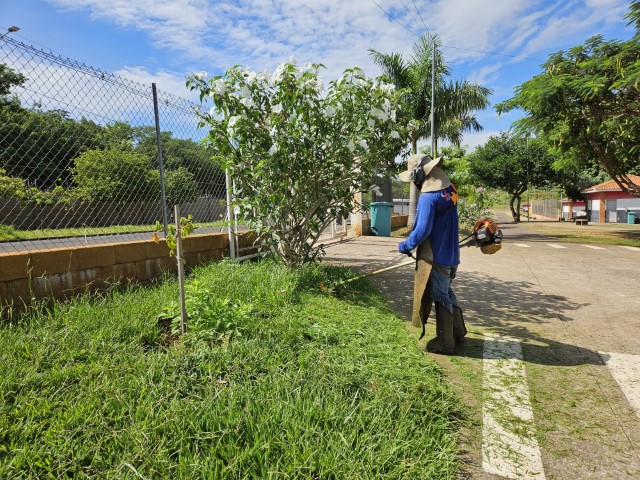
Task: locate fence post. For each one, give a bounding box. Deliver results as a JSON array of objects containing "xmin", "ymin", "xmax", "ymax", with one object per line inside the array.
[
  {"xmin": 174, "ymin": 205, "xmax": 188, "ymax": 334},
  {"xmin": 152, "ymin": 83, "xmax": 169, "ymax": 237},
  {"xmin": 225, "ymin": 170, "xmax": 236, "ymax": 259}
]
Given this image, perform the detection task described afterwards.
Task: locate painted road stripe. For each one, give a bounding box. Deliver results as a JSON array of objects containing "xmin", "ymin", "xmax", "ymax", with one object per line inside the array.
[
  {"xmin": 619, "ymin": 246, "xmax": 640, "ymax": 252},
  {"xmin": 600, "ymin": 352, "xmax": 640, "ymax": 418},
  {"xmin": 483, "ymin": 335, "xmax": 545, "ymax": 479},
  {"xmin": 547, "ymin": 243, "xmax": 566, "ymax": 249},
  {"xmin": 515, "ymin": 243, "xmax": 530, "ymax": 248},
  {"xmin": 581, "ymin": 244, "xmax": 605, "ymax": 250}
]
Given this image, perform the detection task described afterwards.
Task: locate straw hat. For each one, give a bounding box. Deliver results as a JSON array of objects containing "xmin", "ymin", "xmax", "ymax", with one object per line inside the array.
[{"xmin": 398, "ymin": 154, "xmax": 451, "ymax": 192}]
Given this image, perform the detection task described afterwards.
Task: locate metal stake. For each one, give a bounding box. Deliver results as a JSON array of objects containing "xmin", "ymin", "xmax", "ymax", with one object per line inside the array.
[{"xmin": 174, "ymin": 205, "xmax": 188, "ymax": 334}]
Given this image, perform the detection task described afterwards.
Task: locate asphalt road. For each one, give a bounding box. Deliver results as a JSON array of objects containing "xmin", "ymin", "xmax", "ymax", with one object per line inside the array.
[{"xmin": 322, "ymin": 217, "xmax": 640, "ymax": 479}]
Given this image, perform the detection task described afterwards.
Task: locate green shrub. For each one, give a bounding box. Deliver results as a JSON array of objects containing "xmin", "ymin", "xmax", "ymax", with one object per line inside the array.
[
  {"xmin": 0, "ymin": 168, "xmax": 26, "ymax": 198},
  {"xmin": 72, "ymin": 148, "xmax": 159, "ymax": 202},
  {"xmin": 164, "ymin": 167, "xmax": 199, "ymax": 206}
]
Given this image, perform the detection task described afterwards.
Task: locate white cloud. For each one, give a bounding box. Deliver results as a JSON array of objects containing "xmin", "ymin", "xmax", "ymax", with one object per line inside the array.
[
  {"xmin": 115, "ymin": 66, "xmax": 194, "ymax": 100},
  {"xmin": 44, "ymin": 0, "xmax": 634, "ymax": 85},
  {"xmin": 467, "ymin": 63, "xmax": 502, "ymax": 86}
]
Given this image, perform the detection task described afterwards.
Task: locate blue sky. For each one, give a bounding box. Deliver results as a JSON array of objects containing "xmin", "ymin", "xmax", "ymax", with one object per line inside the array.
[{"xmin": 1, "ymin": 0, "xmax": 636, "ymax": 150}]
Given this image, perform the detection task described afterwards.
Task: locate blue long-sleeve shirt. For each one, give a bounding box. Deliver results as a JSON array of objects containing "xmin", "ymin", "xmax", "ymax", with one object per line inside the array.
[{"xmin": 399, "ymin": 186, "xmax": 460, "ymax": 267}]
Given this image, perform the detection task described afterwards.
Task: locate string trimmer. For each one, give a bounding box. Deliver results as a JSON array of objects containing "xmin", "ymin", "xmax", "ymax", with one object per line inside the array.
[{"xmin": 330, "ymin": 217, "xmax": 503, "ymax": 288}]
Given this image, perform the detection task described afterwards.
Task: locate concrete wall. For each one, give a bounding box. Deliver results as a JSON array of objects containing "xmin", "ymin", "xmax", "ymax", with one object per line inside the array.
[{"xmin": 0, "ymin": 232, "xmax": 257, "ymax": 308}]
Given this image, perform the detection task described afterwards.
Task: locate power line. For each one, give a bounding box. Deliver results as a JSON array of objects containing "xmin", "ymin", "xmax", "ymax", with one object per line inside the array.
[
  {"xmin": 441, "ymin": 44, "xmax": 543, "ymax": 62},
  {"xmin": 369, "ymin": 0, "xmax": 419, "ymax": 37},
  {"xmin": 400, "ymin": 0, "xmax": 422, "ymax": 28},
  {"xmin": 411, "ymin": 0, "xmax": 430, "ymax": 32},
  {"xmin": 368, "ymin": 0, "xmax": 543, "ymax": 63}
]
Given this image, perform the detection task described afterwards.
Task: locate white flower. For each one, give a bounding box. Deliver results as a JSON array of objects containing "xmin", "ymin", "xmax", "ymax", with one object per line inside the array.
[
  {"xmin": 268, "ymin": 143, "xmax": 278, "ymax": 155},
  {"xmin": 367, "ymin": 119, "xmax": 375, "ymax": 128},
  {"xmin": 390, "ymin": 109, "xmax": 397, "ymax": 122},
  {"xmin": 194, "ymin": 71, "xmax": 207, "ymax": 80},
  {"xmin": 257, "ymin": 71, "xmax": 269, "ymax": 81},
  {"xmin": 270, "ymin": 126, "xmax": 277, "ymax": 137},
  {"xmin": 353, "ymin": 69, "xmax": 365, "ymax": 79},
  {"xmin": 272, "ymin": 104, "xmax": 283, "ymax": 114},
  {"xmin": 272, "ymin": 64, "xmax": 287, "ymax": 83},
  {"xmin": 383, "ymin": 99, "xmax": 391, "ymax": 113},
  {"xmin": 227, "ymin": 116, "xmax": 240, "ymax": 134},
  {"xmin": 315, "ymin": 78, "xmax": 324, "ymax": 92},
  {"xmin": 390, "ymin": 130, "xmax": 400, "ymax": 139},
  {"xmin": 360, "ymin": 139, "xmax": 369, "ymax": 150},
  {"xmin": 245, "ymin": 71, "xmax": 257, "ymax": 86},
  {"xmin": 380, "ymin": 82, "xmax": 395, "ymax": 93},
  {"xmin": 325, "ymin": 105, "xmax": 336, "ymax": 118},
  {"xmin": 241, "ymin": 86, "xmax": 251, "ymax": 98},
  {"xmin": 240, "ymin": 97, "xmax": 255, "ymax": 108},
  {"xmin": 233, "ymin": 206, "xmax": 241, "ymax": 215},
  {"xmin": 213, "ymin": 79, "xmax": 226, "ymax": 95},
  {"xmin": 347, "ymin": 140, "xmax": 356, "ymax": 152},
  {"xmin": 369, "ymin": 107, "xmax": 388, "ymax": 121}
]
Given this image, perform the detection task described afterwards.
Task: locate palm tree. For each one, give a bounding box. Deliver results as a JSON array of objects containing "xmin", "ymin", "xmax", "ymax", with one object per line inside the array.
[{"xmin": 370, "ymin": 33, "xmax": 491, "ymax": 227}]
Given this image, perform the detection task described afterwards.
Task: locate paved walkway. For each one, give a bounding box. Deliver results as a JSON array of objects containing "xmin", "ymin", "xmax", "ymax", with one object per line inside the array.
[{"xmin": 321, "ymin": 216, "xmax": 640, "ymax": 479}]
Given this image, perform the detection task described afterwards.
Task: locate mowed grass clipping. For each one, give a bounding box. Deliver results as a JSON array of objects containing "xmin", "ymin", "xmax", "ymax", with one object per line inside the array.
[{"xmin": 0, "ymin": 260, "xmax": 460, "ymax": 479}]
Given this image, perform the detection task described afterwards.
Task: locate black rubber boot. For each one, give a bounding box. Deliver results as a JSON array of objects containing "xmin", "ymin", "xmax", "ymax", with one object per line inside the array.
[
  {"xmin": 426, "ymin": 302, "xmax": 455, "ymax": 355},
  {"xmin": 452, "ymin": 305, "xmax": 467, "ymax": 343}
]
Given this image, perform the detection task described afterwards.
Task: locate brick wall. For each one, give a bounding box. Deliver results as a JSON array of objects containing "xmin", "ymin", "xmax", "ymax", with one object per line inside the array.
[{"xmin": 0, "ymin": 232, "xmax": 257, "ymax": 308}]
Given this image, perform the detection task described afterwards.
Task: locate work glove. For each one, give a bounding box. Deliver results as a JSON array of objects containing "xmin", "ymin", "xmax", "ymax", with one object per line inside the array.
[{"xmin": 398, "ymin": 241, "xmax": 412, "ymax": 256}]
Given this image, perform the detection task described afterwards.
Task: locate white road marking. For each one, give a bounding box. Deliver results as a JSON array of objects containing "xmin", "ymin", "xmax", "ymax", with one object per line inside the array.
[
  {"xmin": 580, "ymin": 244, "xmax": 605, "ymax": 250},
  {"xmin": 600, "ymin": 352, "xmax": 640, "ymax": 418},
  {"xmin": 515, "ymin": 243, "xmax": 530, "ymax": 248},
  {"xmin": 619, "ymin": 246, "xmax": 640, "ymax": 252},
  {"xmin": 483, "ymin": 335, "xmax": 546, "ymax": 479},
  {"xmin": 547, "ymin": 243, "xmax": 566, "ymax": 249}
]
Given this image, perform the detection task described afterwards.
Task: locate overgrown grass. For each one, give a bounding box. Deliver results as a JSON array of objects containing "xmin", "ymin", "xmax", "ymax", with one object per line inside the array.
[
  {"xmin": 0, "ymin": 222, "xmax": 225, "ymax": 243},
  {"xmin": 0, "ymin": 260, "xmax": 460, "ymax": 479}
]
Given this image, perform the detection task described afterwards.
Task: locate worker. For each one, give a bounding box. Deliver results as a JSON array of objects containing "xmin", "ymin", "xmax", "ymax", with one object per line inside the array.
[{"xmin": 397, "ymin": 154, "xmax": 466, "ymax": 354}]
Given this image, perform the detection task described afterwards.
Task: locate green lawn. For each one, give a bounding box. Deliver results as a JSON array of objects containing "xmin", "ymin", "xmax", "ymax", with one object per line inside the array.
[
  {"xmin": 0, "ymin": 260, "xmax": 460, "ymax": 479},
  {"xmin": 521, "ymin": 219, "xmax": 640, "ymax": 248},
  {"xmin": 0, "ymin": 222, "xmax": 226, "ymax": 243}
]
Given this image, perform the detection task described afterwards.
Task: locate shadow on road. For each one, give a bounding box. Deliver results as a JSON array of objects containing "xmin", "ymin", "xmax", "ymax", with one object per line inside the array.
[{"xmin": 359, "ymin": 264, "xmax": 600, "ymax": 367}]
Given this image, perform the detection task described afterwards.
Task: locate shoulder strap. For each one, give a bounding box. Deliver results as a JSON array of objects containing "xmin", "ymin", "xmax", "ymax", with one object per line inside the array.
[{"xmin": 436, "ymin": 185, "xmax": 457, "ymax": 215}]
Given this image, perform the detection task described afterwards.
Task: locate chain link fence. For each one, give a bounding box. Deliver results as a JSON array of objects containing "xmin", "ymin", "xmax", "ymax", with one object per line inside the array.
[
  {"xmin": 528, "ymin": 188, "xmax": 562, "ymax": 220},
  {"xmin": 0, "ymin": 37, "xmax": 227, "ymax": 254}
]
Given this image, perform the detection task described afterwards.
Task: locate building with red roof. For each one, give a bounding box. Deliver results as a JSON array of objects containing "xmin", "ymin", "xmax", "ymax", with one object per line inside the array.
[{"xmin": 581, "ymin": 175, "xmax": 640, "ymax": 223}]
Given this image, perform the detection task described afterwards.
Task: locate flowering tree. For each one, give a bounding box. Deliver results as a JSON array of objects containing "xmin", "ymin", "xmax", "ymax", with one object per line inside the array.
[{"xmin": 188, "ymin": 61, "xmax": 413, "ymax": 266}]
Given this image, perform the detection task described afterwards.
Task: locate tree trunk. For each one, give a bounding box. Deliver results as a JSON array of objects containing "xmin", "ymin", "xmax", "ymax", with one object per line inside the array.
[
  {"xmin": 407, "ymin": 138, "xmax": 418, "ymax": 228},
  {"xmin": 509, "ymin": 195, "xmax": 521, "ymax": 222}
]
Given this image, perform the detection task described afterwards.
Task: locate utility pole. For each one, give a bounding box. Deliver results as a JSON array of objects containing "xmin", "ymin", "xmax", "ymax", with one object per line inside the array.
[
  {"xmin": 526, "ymin": 136, "xmax": 530, "ymax": 222},
  {"xmin": 430, "ymin": 39, "xmax": 436, "ymax": 158}
]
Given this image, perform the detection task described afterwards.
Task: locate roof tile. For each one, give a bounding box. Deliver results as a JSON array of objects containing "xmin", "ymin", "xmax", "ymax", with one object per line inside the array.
[{"xmin": 581, "ymin": 175, "xmax": 640, "ymax": 192}]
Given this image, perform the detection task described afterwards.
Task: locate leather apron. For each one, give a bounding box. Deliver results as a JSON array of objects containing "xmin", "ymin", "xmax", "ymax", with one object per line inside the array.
[{"xmin": 411, "ymin": 239, "xmax": 434, "ymax": 330}]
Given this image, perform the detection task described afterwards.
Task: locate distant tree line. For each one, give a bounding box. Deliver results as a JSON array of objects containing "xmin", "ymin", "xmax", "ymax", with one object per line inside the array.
[{"xmin": 0, "ymin": 64, "xmax": 225, "ymax": 206}]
